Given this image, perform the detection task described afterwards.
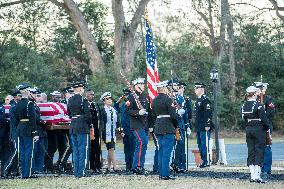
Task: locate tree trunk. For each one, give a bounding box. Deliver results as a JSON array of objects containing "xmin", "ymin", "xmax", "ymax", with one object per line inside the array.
[
  {"xmin": 61, "ymin": 0, "xmax": 104, "ymax": 73},
  {"xmin": 112, "ymin": 0, "xmax": 150, "ymax": 72},
  {"xmin": 225, "ymin": 0, "xmax": 236, "ymax": 100}
]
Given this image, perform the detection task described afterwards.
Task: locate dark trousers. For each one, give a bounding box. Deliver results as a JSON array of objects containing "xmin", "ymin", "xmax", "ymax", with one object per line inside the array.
[
  {"xmin": 196, "ymin": 131, "xmax": 211, "ymax": 164},
  {"xmin": 123, "ymin": 133, "xmax": 134, "ymax": 170},
  {"xmin": 0, "ymin": 132, "xmax": 10, "ymax": 175},
  {"xmin": 19, "ymin": 136, "xmax": 34, "ymax": 178},
  {"xmin": 262, "ymin": 146, "xmax": 272, "ymax": 173},
  {"xmin": 71, "ymin": 133, "xmax": 89, "ymax": 177},
  {"xmin": 152, "ymin": 132, "xmax": 159, "ymax": 171},
  {"xmin": 33, "ymin": 137, "xmax": 45, "ymax": 172},
  {"xmin": 4, "ymin": 137, "xmax": 19, "ymax": 175},
  {"xmin": 132, "ymin": 129, "xmax": 148, "ymax": 169},
  {"xmin": 246, "ymin": 125, "xmax": 266, "ymax": 166},
  {"xmin": 157, "ymin": 134, "xmax": 175, "ymax": 177},
  {"xmin": 89, "ymin": 134, "xmax": 101, "ymax": 170},
  {"xmin": 173, "ymin": 130, "xmax": 186, "ymax": 169},
  {"xmin": 45, "ymin": 130, "xmax": 67, "ymax": 170},
  {"xmin": 59, "ymin": 131, "xmax": 72, "ymax": 168}
]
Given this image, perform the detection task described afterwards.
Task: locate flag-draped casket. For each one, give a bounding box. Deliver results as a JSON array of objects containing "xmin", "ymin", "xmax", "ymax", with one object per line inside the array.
[{"xmin": 4, "ymin": 102, "xmax": 70, "ymax": 130}]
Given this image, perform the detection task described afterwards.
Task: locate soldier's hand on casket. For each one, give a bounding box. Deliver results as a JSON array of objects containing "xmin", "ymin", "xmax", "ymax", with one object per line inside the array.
[
  {"xmin": 33, "ymin": 136, "xmax": 39, "ymax": 142},
  {"xmin": 139, "ymin": 109, "xmax": 147, "ymax": 115},
  {"xmin": 177, "ymin": 108, "xmax": 185, "ymax": 116}
]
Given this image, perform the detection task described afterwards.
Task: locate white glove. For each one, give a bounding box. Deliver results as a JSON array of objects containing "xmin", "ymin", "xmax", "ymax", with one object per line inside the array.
[
  {"xmin": 177, "ymin": 108, "xmax": 185, "ymax": 116},
  {"xmin": 149, "ymin": 128, "xmax": 154, "ymax": 133},
  {"xmin": 33, "ymin": 136, "xmax": 39, "ymax": 142},
  {"xmin": 139, "ymin": 109, "xmax": 147, "ymax": 115},
  {"xmin": 121, "ymin": 132, "xmax": 125, "ymax": 138},
  {"xmin": 186, "ymin": 128, "xmax": 191, "ymax": 136}
]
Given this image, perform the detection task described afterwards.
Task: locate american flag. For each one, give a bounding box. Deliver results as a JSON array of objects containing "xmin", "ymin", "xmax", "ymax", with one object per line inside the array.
[{"xmin": 145, "ymin": 16, "xmax": 159, "ymax": 105}]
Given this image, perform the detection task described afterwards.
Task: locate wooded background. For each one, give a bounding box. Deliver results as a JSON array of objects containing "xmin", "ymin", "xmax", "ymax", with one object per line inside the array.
[{"xmin": 0, "ymin": 0, "xmax": 283, "ymax": 132}]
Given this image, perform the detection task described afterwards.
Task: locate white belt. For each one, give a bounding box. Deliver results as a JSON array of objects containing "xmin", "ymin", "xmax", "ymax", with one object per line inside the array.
[
  {"xmin": 157, "ymin": 115, "xmax": 171, "ymax": 118},
  {"xmin": 72, "ymin": 115, "xmax": 81, "ymax": 119},
  {"xmin": 247, "ymin": 119, "xmax": 261, "ymax": 122}
]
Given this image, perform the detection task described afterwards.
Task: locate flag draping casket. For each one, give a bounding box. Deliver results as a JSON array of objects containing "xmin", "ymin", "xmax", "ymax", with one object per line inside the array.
[{"xmin": 4, "ymin": 102, "xmax": 70, "ymax": 130}]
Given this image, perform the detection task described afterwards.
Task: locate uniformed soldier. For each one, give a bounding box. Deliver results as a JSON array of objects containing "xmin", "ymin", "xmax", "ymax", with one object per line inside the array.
[
  {"xmin": 254, "ymin": 82, "xmax": 275, "ymax": 175},
  {"xmin": 114, "ymin": 88, "xmax": 134, "ymax": 173},
  {"xmin": 14, "ymin": 84, "xmax": 39, "ymax": 178},
  {"xmin": 168, "ymin": 79, "xmax": 189, "ymax": 173},
  {"xmin": 126, "ymin": 77, "xmax": 150, "ymax": 175},
  {"xmin": 86, "ymin": 89, "xmax": 102, "ymax": 174},
  {"xmin": 29, "ymin": 88, "xmax": 46, "ymax": 174},
  {"xmin": 3, "ymin": 89, "xmax": 22, "ymax": 177},
  {"xmin": 241, "ymin": 86, "xmax": 271, "ymax": 183},
  {"xmin": 194, "ymin": 82, "xmax": 213, "ymax": 168},
  {"xmin": 152, "ymin": 80, "xmax": 178, "ymax": 180},
  {"xmin": 67, "ymin": 81, "xmax": 91, "ymax": 178}
]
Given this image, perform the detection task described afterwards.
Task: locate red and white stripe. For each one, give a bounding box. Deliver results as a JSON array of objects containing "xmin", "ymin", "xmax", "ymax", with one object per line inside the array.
[{"xmin": 147, "ymin": 61, "xmax": 159, "ymax": 105}]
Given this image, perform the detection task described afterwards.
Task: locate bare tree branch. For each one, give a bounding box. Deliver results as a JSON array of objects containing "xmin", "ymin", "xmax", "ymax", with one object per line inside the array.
[
  {"xmin": 268, "ymin": 0, "xmax": 284, "ymax": 20},
  {"xmin": 128, "ymin": 0, "xmax": 151, "ymax": 36},
  {"xmin": 231, "ymin": 2, "xmax": 274, "ymax": 11}
]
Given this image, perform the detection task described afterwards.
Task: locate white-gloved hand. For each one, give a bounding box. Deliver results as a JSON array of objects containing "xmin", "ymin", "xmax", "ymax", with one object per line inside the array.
[
  {"xmin": 177, "ymin": 108, "xmax": 185, "ymax": 116},
  {"xmin": 186, "ymin": 128, "xmax": 191, "ymax": 136},
  {"xmin": 149, "ymin": 128, "xmax": 154, "ymax": 133},
  {"xmin": 139, "ymin": 109, "xmax": 147, "ymax": 115},
  {"xmin": 33, "ymin": 136, "xmax": 39, "ymax": 142}
]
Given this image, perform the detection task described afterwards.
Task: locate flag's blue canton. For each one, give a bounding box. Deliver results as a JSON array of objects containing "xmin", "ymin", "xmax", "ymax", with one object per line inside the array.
[{"xmin": 145, "ymin": 20, "xmax": 156, "ymax": 70}]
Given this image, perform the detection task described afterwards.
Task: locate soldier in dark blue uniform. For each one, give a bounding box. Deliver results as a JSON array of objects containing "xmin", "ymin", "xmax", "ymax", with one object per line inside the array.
[
  {"xmin": 194, "ymin": 82, "xmax": 213, "ymax": 168},
  {"xmin": 126, "ymin": 77, "xmax": 150, "ymax": 174},
  {"xmin": 3, "ymin": 89, "xmax": 22, "ymax": 177},
  {"xmin": 114, "ymin": 88, "xmax": 134, "ymax": 173},
  {"xmin": 28, "ymin": 88, "xmax": 46, "ymax": 174},
  {"xmin": 168, "ymin": 79, "xmax": 189, "ymax": 173},
  {"xmin": 67, "ymin": 81, "xmax": 91, "ymax": 178},
  {"xmin": 254, "ymin": 82, "xmax": 275, "ymax": 175},
  {"xmin": 14, "ymin": 84, "xmax": 39, "ymax": 178},
  {"xmin": 152, "ymin": 80, "xmax": 178, "ymax": 180},
  {"xmin": 241, "ymin": 86, "xmax": 271, "ymax": 183},
  {"xmin": 86, "ymin": 89, "xmax": 102, "ymax": 174}
]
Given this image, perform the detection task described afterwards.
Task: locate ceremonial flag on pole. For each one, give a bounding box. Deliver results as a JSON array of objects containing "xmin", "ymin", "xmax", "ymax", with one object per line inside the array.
[{"xmin": 145, "ymin": 14, "xmax": 159, "ymax": 105}]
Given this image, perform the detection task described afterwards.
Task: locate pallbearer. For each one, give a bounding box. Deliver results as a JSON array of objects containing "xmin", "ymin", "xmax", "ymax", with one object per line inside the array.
[
  {"xmin": 67, "ymin": 81, "xmax": 91, "ymax": 178},
  {"xmin": 152, "ymin": 80, "xmax": 178, "ymax": 180}
]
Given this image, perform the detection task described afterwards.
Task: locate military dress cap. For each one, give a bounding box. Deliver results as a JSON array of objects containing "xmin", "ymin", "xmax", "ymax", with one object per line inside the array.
[
  {"xmin": 71, "ymin": 80, "xmax": 86, "ymax": 88},
  {"xmin": 50, "ymin": 91, "xmax": 61, "ymax": 96},
  {"xmin": 167, "ymin": 78, "xmax": 180, "ymax": 85},
  {"xmin": 16, "ymin": 84, "xmax": 30, "ymax": 91},
  {"xmin": 246, "ymin": 86, "xmax": 258, "ymax": 93},
  {"xmin": 179, "ymin": 81, "xmax": 187, "ymax": 87},
  {"xmin": 11, "ymin": 89, "xmax": 21, "ymax": 97},
  {"xmin": 254, "ymin": 82, "xmax": 269, "ymax": 90},
  {"xmin": 62, "ymin": 86, "xmax": 74, "ymax": 93},
  {"xmin": 155, "ymin": 80, "xmax": 169, "ymax": 88},
  {"xmin": 132, "ymin": 78, "xmax": 145, "ymax": 85},
  {"xmin": 123, "ymin": 88, "xmax": 131, "ymax": 96},
  {"xmin": 100, "ymin": 92, "xmax": 112, "ymax": 101},
  {"xmin": 194, "ymin": 82, "xmax": 206, "ymax": 88}
]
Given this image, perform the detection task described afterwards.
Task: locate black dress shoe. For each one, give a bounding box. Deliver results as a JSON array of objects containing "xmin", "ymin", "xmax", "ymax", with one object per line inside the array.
[
  {"xmin": 199, "ymin": 163, "xmax": 209, "ymax": 168},
  {"xmin": 161, "ymin": 176, "xmax": 175, "ymax": 180},
  {"xmin": 255, "ymin": 178, "xmax": 267, "ymax": 184}
]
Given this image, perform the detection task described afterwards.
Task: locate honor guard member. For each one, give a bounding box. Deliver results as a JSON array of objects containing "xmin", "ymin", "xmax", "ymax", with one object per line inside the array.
[
  {"xmin": 254, "ymin": 82, "xmax": 275, "ymax": 175},
  {"xmin": 28, "ymin": 88, "xmax": 46, "ymax": 174},
  {"xmin": 152, "ymin": 80, "xmax": 178, "ymax": 180},
  {"xmin": 67, "ymin": 81, "xmax": 91, "ymax": 178},
  {"xmin": 114, "ymin": 89, "xmax": 134, "ymax": 173},
  {"xmin": 4, "ymin": 89, "xmax": 22, "ymax": 177},
  {"xmin": 58, "ymin": 87, "xmax": 74, "ymax": 173},
  {"xmin": 14, "ymin": 84, "xmax": 39, "ymax": 178},
  {"xmin": 86, "ymin": 89, "xmax": 102, "ymax": 174},
  {"xmin": 194, "ymin": 82, "xmax": 213, "ymax": 168},
  {"xmin": 168, "ymin": 79, "xmax": 189, "ymax": 173},
  {"xmin": 241, "ymin": 86, "xmax": 271, "ymax": 183},
  {"xmin": 126, "ymin": 77, "xmax": 150, "ymax": 174}
]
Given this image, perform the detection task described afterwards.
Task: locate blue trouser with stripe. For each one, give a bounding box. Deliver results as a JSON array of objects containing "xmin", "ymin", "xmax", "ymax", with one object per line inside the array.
[
  {"xmin": 4, "ymin": 137, "xmax": 19, "ymax": 175},
  {"xmin": 157, "ymin": 134, "xmax": 175, "ymax": 177},
  {"xmin": 132, "ymin": 129, "xmax": 148, "ymax": 169},
  {"xmin": 196, "ymin": 131, "xmax": 211, "ymax": 164},
  {"xmin": 33, "ymin": 137, "xmax": 45, "ymax": 172},
  {"xmin": 71, "ymin": 133, "xmax": 89, "ymax": 177},
  {"xmin": 262, "ymin": 145, "xmax": 272, "ymax": 173},
  {"xmin": 173, "ymin": 129, "xmax": 186, "ymax": 169},
  {"xmin": 19, "ymin": 136, "xmax": 34, "ymax": 178},
  {"xmin": 123, "ymin": 133, "xmax": 135, "ymax": 170}
]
